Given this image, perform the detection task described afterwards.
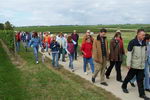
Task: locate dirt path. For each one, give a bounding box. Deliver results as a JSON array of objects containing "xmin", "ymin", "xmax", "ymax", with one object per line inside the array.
[{"xmin": 40, "ymin": 50, "xmax": 150, "ymax": 100}]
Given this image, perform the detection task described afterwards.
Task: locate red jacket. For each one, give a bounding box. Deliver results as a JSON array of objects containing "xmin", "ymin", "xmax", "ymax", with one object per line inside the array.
[{"xmin": 81, "ymin": 42, "xmax": 93, "ymax": 58}]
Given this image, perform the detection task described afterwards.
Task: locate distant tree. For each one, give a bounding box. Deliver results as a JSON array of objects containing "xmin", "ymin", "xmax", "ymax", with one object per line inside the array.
[
  {"xmin": 0, "ymin": 23, "xmax": 4, "ymax": 30},
  {"xmin": 4, "ymin": 21, "xmax": 13, "ymax": 30}
]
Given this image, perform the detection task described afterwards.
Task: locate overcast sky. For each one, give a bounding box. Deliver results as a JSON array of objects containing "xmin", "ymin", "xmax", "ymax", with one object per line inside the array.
[{"xmin": 0, "ymin": 0, "xmax": 150, "ymax": 26}]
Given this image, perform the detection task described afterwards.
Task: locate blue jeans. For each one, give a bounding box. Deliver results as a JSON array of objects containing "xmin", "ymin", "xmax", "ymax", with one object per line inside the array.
[
  {"xmin": 52, "ymin": 52, "xmax": 59, "ymax": 67},
  {"xmin": 62, "ymin": 49, "xmax": 66, "ymax": 61},
  {"xmin": 144, "ymin": 62, "xmax": 150, "ymax": 89},
  {"xmin": 68, "ymin": 53, "xmax": 74, "ymax": 69},
  {"xmin": 16, "ymin": 41, "xmax": 20, "ymax": 52},
  {"xmin": 33, "ymin": 46, "xmax": 39, "ymax": 62},
  {"xmin": 83, "ymin": 57, "xmax": 94, "ymax": 73},
  {"xmin": 45, "ymin": 42, "xmax": 48, "ymax": 52}
]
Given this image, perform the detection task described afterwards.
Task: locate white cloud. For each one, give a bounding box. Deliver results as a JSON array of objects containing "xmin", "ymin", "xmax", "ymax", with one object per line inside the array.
[{"xmin": 0, "ymin": 0, "xmax": 150, "ymax": 26}]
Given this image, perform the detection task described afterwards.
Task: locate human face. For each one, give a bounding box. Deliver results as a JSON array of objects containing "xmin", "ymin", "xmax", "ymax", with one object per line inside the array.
[
  {"xmin": 86, "ymin": 32, "xmax": 90, "ymax": 36},
  {"xmin": 53, "ymin": 37, "xmax": 56, "ymax": 41},
  {"xmin": 137, "ymin": 31, "xmax": 145, "ymax": 41},
  {"xmin": 99, "ymin": 32, "xmax": 106, "ymax": 37},
  {"xmin": 86, "ymin": 38, "xmax": 91, "ymax": 43}
]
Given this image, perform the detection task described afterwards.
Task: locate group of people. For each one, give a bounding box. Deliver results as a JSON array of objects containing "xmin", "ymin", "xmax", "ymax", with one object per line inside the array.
[{"xmin": 15, "ymin": 28, "xmax": 150, "ymax": 99}]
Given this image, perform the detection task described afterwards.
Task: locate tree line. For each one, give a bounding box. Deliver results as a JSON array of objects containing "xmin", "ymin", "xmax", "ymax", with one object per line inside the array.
[{"xmin": 0, "ymin": 21, "xmax": 13, "ymax": 30}]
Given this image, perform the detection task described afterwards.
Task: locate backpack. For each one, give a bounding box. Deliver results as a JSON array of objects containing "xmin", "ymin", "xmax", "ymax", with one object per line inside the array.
[
  {"xmin": 16, "ymin": 33, "xmax": 21, "ymax": 41},
  {"xmin": 67, "ymin": 43, "xmax": 74, "ymax": 54}
]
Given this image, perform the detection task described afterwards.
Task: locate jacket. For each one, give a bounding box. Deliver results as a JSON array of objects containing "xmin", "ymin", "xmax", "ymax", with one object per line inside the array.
[
  {"xmin": 29, "ymin": 37, "xmax": 42, "ymax": 47},
  {"xmin": 126, "ymin": 37, "xmax": 146, "ymax": 69},
  {"xmin": 81, "ymin": 42, "xmax": 93, "ymax": 58},
  {"xmin": 71, "ymin": 33, "xmax": 79, "ymax": 45},
  {"xmin": 50, "ymin": 41, "xmax": 60, "ymax": 53},
  {"xmin": 109, "ymin": 38, "xmax": 125, "ymax": 61},
  {"xmin": 92, "ymin": 35, "xmax": 109, "ymax": 63}
]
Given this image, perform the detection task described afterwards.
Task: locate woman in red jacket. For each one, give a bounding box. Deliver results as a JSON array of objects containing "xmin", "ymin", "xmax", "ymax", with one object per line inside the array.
[{"xmin": 81, "ymin": 35, "xmax": 94, "ymax": 75}]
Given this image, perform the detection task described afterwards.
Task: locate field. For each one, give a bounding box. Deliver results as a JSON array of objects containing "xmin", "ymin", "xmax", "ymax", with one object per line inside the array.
[
  {"xmin": 0, "ymin": 24, "xmax": 149, "ymax": 100},
  {"xmin": 15, "ymin": 24, "xmax": 150, "ymax": 33},
  {"xmin": 0, "ymin": 40, "xmax": 120, "ymax": 100},
  {"xmin": 15, "ymin": 24, "xmax": 150, "ymax": 49}
]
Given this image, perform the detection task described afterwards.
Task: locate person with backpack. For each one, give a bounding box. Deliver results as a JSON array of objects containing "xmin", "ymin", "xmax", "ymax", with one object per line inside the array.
[
  {"xmin": 66, "ymin": 36, "xmax": 76, "ymax": 72},
  {"xmin": 71, "ymin": 30, "xmax": 79, "ymax": 60},
  {"xmin": 29, "ymin": 32, "xmax": 42, "ymax": 64},
  {"xmin": 81, "ymin": 35, "xmax": 94, "ymax": 75},
  {"xmin": 105, "ymin": 31, "xmax": 125, "ymax": 82},
  {"xmin": 15, "ymin": 32, "xmax": 21, "ymax": 52},
  {"xmin": 50, "ymin": 35, "xmax": 60, "ymax": 68}
]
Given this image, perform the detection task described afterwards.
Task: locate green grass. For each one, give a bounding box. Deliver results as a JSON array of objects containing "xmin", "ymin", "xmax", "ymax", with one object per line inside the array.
[
  {"xmin": 0, "ymin": 41, "xmax": 120, "ymax": 100},
  {"xmin": 0, "ymin": 42, "xmax": 28, "ymax": 100},
  {"xmin": 15, "ymin": 44, "xmax": 120, "ymax": 100}
]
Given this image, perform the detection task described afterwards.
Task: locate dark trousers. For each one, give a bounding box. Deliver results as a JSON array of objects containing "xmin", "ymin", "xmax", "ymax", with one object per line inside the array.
[
  {"xmin": 122, "ymin": 68, "xmax": 145, "ymax": 96},
  {"xmin": 105, "ymin": 61, "xmax": 122, "ymax": 81},
  {"xmin": 74, "ymin": 45, "xmax": 78, "ymax": 60},
  {"xmin": 58, "ymin": 47, "xmax": 63, "ymax": 60}
]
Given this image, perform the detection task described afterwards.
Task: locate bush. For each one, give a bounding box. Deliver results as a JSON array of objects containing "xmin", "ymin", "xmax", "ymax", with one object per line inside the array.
[{"xmin": 0, "ymin": 30, "xmax": 15, "ymax": 51}]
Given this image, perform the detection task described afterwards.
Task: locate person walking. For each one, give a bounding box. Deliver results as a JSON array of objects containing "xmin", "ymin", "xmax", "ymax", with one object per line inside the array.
[
  {"xmin": 105, "ymin": 31, "xmax": 125, "ymax": 82},
  {"xmin": 92, "ymin": 29, "xmax": 109, "ymax": 86},
  {"xmin": 29, "ymin": 32, "xmax": 42, "ymax": 64},
  {"xmin": 56, "ymin": 32, "xmax": 65, "ymax": 61},
  {"xmin": 81, "ymin": 35, "xmax": 94, "ymax": 75},
  {"xmin": 66, "ymin": 36, "xmax": 76, "ymax": 72},
  {"xmin": 50, "ymin": 35, "xmax": 60, "ymax": 68},
  {"xmin": 15, "ymin": 32, "xmax": 21, "ymax": 52},
  {"xmin": 121, "ymin": 29, "xmax": 150, "ymax": 99},
  {"xmin": 144, "ymin": 34, "xmax": 150, "ymax": 92},
  {"xmin": 71, "ymin": 30, "xmax": 79, "ymax": 60},
  {"xmin": 61, "ymin": 34, "xmax": 68, "ymax": 62},
  {"xmin": 25, "ymin": 32, "xmax": 31, "ymax": 52},
  {"xmin": 43, "ymin": 32, "xmax": 51, "ymax": 52}
]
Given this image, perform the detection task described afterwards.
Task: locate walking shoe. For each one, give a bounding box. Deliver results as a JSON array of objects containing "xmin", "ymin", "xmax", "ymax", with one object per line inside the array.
[
  {"xmin": 36, "ymin": 61, "xmax": 39, "ymax": 64},
  {"xmin": 130, "ymin": 82, "xmax": 136, "ymax": 87},
  {"xmin": 121, "ymin": 87, "xmax": 129, "ymax": 93},
  {"xmin": 117, "ymin": 80, "xmax": 123, "ymax": 83},
  {"xmin": 145, "ymin": 89, "xmax": 150, "ymax": 92},
  {"xmin": 100, "ymin": 82, "xmax": 108, "ymax": 86},
  {"xmin": 84, "ymin": 72, "xmax": 88, "ymax": 75},
  {"xmin": 71, "ymin": 69, "xmax": 74, "ymax": 72},
  {"xmin": 106, "ymin": 75, "xmax": 109, "ymax": 79},
  {"xmin": 92, "ymin": 77, "xmax": 95, "ymax": 83},
  {"xmin": 139, "ymin": 95, "xmax": 150, "ymax": 100},
  {"xmin": 62, "ymin": 60, "xmax": 66, "ymax": 62}
]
